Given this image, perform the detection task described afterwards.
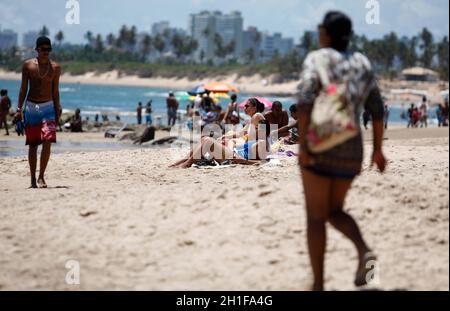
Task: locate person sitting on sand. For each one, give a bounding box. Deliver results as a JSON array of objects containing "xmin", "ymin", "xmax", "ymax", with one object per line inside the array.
[
  {"xmin": 201, "ymin": 91, "xmax": 213, "ymax": 112},
  {"xmin": 223, "ymin": 94, "xmax": 241, "ymax": 125},
  {"xmin": 271, "ymin": 104, "xmax": 300, "ymax": 145},
  {"xmin": 170, "ymin": 98, "xmax": 270, "ymax": 169},
  {"xmin": 70, "ymin": 108, "xmax": 83, "ymax": 132},
  {"xmin": 264, "ymin": 101, "xmax": 289, "ymax": 130}
]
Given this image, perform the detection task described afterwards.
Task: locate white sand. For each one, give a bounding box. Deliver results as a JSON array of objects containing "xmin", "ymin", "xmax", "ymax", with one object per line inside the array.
[{"xmin": 0, "ymin": 127, "xmax": 448, "ymax": 290}]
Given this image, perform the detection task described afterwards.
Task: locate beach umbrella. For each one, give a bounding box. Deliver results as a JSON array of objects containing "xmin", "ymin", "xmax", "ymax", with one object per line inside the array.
[
  {"xmin": 204, "ymin": 82, "xmax": 240, "ymax": 93},
  {"xmin": 175, "ymin": 92, "xmax": 192, "ymax": 102},
  {"xmin": 210, "ymin": 92, "xmax": 230, "ymax": 99},
  {"xmin": 238, "ymin": 97, "xmax": 273, "ymax": 110},
  {"xmin": 187, "ymin": 85, "xmax": 206, "ymax": 96}
]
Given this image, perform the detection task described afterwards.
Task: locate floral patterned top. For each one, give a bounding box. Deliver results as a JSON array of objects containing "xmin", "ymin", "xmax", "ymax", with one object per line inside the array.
[{"xmin": 297, "ymin": 48, "xmax": 384, "ymax": 177}]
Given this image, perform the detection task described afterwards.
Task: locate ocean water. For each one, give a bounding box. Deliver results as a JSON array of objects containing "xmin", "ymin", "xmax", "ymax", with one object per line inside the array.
[{"xmin": 0, "ymin": 78, "xmax": 441, "ymax": 125}]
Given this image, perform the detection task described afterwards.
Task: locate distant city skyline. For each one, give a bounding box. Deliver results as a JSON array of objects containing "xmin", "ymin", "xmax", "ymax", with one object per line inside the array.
[{"xmin": 0, "ymin": 0, "xmax": 448, "ymax": 45}]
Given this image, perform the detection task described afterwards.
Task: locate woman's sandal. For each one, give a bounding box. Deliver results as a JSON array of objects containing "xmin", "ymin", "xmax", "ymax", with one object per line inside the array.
[{"xmin": 354, "ymin": 251, "xmax": 377, "ymax": 287}]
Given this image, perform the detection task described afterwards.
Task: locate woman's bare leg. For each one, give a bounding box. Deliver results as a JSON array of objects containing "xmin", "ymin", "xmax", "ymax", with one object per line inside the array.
[
  {"xmin": 329, "ymin": 178, "xmax": 374, "ymax": 287},
  {"xmin": 301, "ymin": 168, "xmax": 332, "ymax": 291},
  {"xmin": 177, "ymin": 137, "xmax": 234, "ymax": 169},
  {"xmin": 172, "ymin": 137, "xmax": 262, "ymax": 168}
]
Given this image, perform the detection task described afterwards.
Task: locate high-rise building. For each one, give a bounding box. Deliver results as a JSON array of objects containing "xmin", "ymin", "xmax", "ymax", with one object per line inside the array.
[
  {"xmin": 151, "ymin": 21, "xmax": 188, "ymax": 56},
  {"xmin": 151, "ymin": 21, "xmax": 170, "ymax": 37},
  {"xmin": 242, "ymin": 26, "xmax": 262, "ymax": 63},
  {"xmin": 279, "ymin": 37, "xmax": 294, "ymax": 55},
  {"xmin": 0, "ymin": 28, "xmax": 18, "ymax": 50},
  {"xmin": 260, "ymin": 32, "xmax": 295, "ymax": 62},
  {"xmin": 22, "ymin": 31, "xmax": 39, "ymax": 49},
  {"xmin": 215, "ymin": 11, "xmax": 243, "ymax": 59},
  {"xmin": 189, "ymin": 11, "xmax": 243, "ymax": 63}
]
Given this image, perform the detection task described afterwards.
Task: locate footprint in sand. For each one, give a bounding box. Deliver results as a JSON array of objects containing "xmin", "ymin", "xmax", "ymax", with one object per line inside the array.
[
  {"xmin": 79, "ymin": 210, "xmax": 98, "ymax": 217},
  {"xmin": 259, "ymin": 190, "xmax": 273, "ymax": 197}
]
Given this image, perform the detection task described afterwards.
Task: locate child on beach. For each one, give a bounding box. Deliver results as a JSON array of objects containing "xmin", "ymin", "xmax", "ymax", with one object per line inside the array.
[{"xmin": 145, "ymin": 100, "xmax": 153, "ymax": 125}]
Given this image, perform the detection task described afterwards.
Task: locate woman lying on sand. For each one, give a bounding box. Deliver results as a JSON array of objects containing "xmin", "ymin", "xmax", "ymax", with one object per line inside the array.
[{"xmin": 170, "ymin": 98, "xmax": 270, "ymax": 169}]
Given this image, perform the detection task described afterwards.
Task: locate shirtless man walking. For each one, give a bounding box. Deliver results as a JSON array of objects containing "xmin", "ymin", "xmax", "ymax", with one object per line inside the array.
[{"xmin": 15, "ymin": 36, "xmax": 61, "ymax": 188}]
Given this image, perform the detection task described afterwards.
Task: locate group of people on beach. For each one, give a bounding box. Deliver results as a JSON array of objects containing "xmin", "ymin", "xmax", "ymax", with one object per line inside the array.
[
  {"xmin": 171, "ymin": 11, "xmax": 387, "ymax": 290},
  {"xmin": 13, "ymin": 11, "xmax": 388, "ymax": 291},
  {"xmin": 136, "ymin": 100, "xmax": 154, "ymax": 126},
  {"xmin": 402, "ymin": 96, "xmax": 449, "ymax": 128}
]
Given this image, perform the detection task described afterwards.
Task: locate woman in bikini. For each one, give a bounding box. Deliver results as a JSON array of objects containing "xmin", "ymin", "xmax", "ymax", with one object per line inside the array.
[{"xmin": 170, "ymin": 98, "xmax": 270, "ymax": 169}]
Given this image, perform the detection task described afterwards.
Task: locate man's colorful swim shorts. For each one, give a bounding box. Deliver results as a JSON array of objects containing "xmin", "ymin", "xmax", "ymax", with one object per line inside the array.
[{"xmin": 24, "ymin": 100, "xmax": 57, "ymax": 146}]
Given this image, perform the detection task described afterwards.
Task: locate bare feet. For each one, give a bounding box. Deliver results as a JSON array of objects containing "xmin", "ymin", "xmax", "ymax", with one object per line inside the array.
[
  {"xmin": 179, "ymin": 160, "xmax": 194, "ymax": 169},
  {"xmin": 29, "ymin": 178, "xmax": 37, "ymax": 189},
  {"xmin": 354, "ymin": 251, "xmax": 377, "ymax": 287},
  {"xmin": 37, "ymin": 177, "xmax": 48, "ymax": 189},
  {"xmin": 311, "ymin": 282, "xmax": 324, "ymax": 291}
]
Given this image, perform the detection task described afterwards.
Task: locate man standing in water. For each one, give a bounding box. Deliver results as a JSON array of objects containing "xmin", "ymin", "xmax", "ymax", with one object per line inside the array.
[
  {"xmin": 0, "ymin": 89, "xmax": 11, "ymax": 135},
  {"xmin": 166, "ymin": 92, "xmax": 179, "ymax": 126},
  {"xmin": 15, "ymin": 36, "xmax": 61, "ymax": 188}
]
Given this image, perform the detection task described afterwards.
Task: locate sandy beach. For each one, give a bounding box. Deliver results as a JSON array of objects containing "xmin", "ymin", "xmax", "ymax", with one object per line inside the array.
[{"xmin": 0, "ymin": 126, "xmax": 448, "ymax": 290}]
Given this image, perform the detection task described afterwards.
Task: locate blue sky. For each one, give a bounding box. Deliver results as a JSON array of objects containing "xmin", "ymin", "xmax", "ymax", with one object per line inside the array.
[{"xmin": 0, "ymin": 0, "xmax": 448, "ymax": 44}]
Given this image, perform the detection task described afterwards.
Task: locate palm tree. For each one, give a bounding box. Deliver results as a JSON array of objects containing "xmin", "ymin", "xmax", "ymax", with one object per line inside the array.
[
  {"xmin": 39, "ymin": 26, "xmax": 50, "ymax": 37},
  {"xmin": 171, "ymin": 34, "xmax": 184, "ymax": 58},
  {"xmin": 106, "ymin": 33, "xmax": 116, "ymax": 48},
  {"xmin": 84, "ymin": 31, "xmax": 94, "ymax": 46},
  {"xmin": 140, "ymin": 34, "xmax": 152, "ymax": 61},
  {"xmin": 129, "ymin": 26, "xmax": 137, "ymax": 52},
  {"xmin": 153, "ymin": 34, "xmax": 165, "ymax": 58},
  {"xmin": 117, "ymin": 25, "xmax": 129, "ymax": 49},
  {"xmin": 94, "ymin": 34, "xmax": 104, "ymax": 53},
  {"xmin": 185, "ymin": 38, "xmax": 198, "ymax": 58},
  {"xmin": 382, "ymin": 32, "xmax": 398, "ymax": 70},
  {"xmin": 419, "ymin": 28, "xmax": 435, "ymax": 68},
  {"xmin": 213, "ymin": 33, "xmax": 225, "ymax": 59},
  {"xmin": 55, "ymin": 31, "xmax": 64, "ymax": 47},
  {"xmin": 244, "ymin": 48, "xmax": 255, "ymax": 64},
  {"xmin": 200, "ymin": 50, "xmax": 205, "ymax": 64},
  {"xmin": 437, "ymin": 36, "xmax": 449, "ymax": 80}
]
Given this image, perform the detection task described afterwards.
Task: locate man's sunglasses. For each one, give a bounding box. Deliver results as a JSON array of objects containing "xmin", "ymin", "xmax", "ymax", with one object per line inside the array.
[{"xmin": 38, "ymin": 47, "xmax": 52, "ymax": 52}]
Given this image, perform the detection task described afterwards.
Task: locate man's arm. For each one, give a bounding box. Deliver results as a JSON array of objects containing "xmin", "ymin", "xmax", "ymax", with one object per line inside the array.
[
  {"xmin": 17, "ymin": 63, "xmax": 29, "ymax": 113},
  {"xmin": 281, "ymin": 111, "xmax": 289, "ymax": 128},
  {"xmin": 222, "ymin": 104, "xmax": 231, "ymax": 123},
  {"xmin": 275, "ymin": 121, "xmax": 297, "ymax": 138},
  {"xmin": 52, "ymin": 63, "xmax": 62, "ymax": 121}
]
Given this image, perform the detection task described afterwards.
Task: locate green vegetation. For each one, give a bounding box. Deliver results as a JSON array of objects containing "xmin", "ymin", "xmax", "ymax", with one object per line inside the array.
[{"xmin": 0, "ymin": 25, "xmax": 448, "ymax": 82}]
